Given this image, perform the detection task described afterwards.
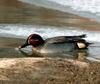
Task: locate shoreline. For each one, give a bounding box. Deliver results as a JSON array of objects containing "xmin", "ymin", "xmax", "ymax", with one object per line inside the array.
[{"xmin": 0, "ymin": 57, "xmax": 99, "ymax": 84}]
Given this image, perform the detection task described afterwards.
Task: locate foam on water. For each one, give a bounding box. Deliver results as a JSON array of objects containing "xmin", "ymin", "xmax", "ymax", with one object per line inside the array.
[
  {"xmin": 0, "ymin": 24, "xmax": 100, "ymax": 42},
  {"xmin": 18, "ymin": 0, "xmax": 100, "ymax": 21}
]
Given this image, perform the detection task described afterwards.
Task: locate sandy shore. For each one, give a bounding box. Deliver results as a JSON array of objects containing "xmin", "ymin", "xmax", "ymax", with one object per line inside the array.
[{"xmin": 0, "ymin": 57, "xmax": 99, "ymax": 84}]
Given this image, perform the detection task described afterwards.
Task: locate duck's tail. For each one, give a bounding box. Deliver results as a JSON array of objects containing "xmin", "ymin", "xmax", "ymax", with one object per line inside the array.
[
  {"xmin": 77, "ymin": 34, "xmax": 86, "ymax": 38},
  {"xmin": 86, "ymin": 42, "xmax": 93, "ymax": 46}
]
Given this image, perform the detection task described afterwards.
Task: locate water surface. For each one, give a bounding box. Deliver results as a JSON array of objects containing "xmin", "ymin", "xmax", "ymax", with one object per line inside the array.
[{"xmin": 0, "ymin": 0, "xmax": 100, "ymax": 62}]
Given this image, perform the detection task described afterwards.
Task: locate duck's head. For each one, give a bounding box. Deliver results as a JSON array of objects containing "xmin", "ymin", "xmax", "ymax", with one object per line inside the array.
[{"xmin": 20, "ymin": 34, "xmax": 45, "ymax": 48}]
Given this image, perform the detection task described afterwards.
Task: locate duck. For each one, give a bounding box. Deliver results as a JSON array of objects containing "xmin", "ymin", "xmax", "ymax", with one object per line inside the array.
[{"xmin": 19, "ymin": 34, "xmax": 91, "ymax": 53}]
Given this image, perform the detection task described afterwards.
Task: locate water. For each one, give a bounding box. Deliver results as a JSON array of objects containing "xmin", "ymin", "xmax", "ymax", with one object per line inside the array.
[
  {"xmin": 18, "ymin": 0, "xmax": 100, "ymax": 22},
  {"xmin": 0, "ymin": 0, "xmax": 100, "ymax": 62},
  {"xmin": 0, "ymin": 24, "xmax": 100, "ymax": 42}
]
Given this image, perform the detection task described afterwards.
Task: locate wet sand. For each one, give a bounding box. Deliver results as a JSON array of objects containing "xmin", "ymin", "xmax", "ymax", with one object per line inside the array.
[{"xmin": 0, "ymin": 58, "xmax": 99, "ymax": 84}]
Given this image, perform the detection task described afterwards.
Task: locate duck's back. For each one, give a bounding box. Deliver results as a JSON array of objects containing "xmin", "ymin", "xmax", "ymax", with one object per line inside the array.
[{"xmin": 45, "ymin": 35, "xmax": 85, "ymax": 44}]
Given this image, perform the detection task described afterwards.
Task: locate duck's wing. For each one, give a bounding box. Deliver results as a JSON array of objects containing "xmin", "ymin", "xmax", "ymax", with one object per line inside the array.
[
  {"xmin": 46, "ymin": 37, "xmax": 70, "ymax": 44},
  {"xmin": 64, "ymin": 34, "xmax": 86, "ymax": 39},
  {"xmin": 45, "ymin": 35, "xmax": 86, "ymax": 44}
]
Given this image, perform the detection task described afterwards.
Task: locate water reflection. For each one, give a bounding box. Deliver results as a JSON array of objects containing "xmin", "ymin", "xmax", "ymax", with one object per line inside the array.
[
  {"xmin": 0, "ymin": 48, "xmax": 25, "ymax": 58},
  {"xmin": 51, "ymin": 50, "xmax": 87, "ymax": 60},
  {"xmin": 30, "ymin": 49, "xmax": 88, "ymax": 61},
  {"xmin": 74, "ymin": 50, "xmax": 88, "ymax": 61}
]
